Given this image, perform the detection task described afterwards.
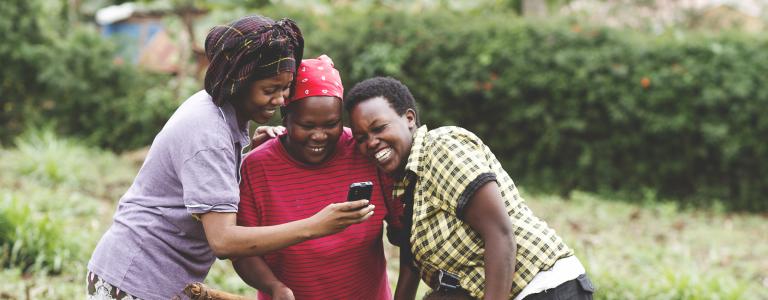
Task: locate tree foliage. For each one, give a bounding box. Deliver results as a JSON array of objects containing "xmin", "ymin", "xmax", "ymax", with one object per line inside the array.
[
  {"xmin": 267, "ymin": 6, "xmax": 768, "ymax": 210},
  {"xmin": 1, "ymin": 0, "xmax": 184, "ymax": 151}
]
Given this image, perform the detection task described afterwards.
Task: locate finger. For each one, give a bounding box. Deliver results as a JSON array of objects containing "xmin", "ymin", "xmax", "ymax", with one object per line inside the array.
[
  {"xmin": 340, "ymin": 204, "xmax": 375, "ymax": 220},
  {"xmin": 268, "ymin": 126, "xmax": 284, "ymax": 137},
  {"xmin": 252, "ymin": 133, "xmax": 268, "ymax": 144},
  {"xmin": 352, "ymin": 210, "xmax": 375, "ymax": 223},
  {"xmin": 267, "ymin": 127, "xmax": 277, "ymax": 137},
  {"xmin": 341, "ymin": 199, "xmax": 370, "ymax": 211},
  {"xmin": 361, "ymin": 210, "xmax": 374, "ymax": 221},
  {"xmin": 255, "ymin": 126, "xmax": 275, "ymax": 138}
]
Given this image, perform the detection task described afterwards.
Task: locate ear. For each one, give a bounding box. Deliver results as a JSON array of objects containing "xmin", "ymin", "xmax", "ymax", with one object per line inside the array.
[{"xmin": 405, "ymin": 109, "xmax": 417, "ymax": 130}]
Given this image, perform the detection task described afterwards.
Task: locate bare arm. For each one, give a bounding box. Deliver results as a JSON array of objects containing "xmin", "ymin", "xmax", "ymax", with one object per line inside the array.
[
  {"xmin": 463, "ymin": 182, "xmax": 515, "ymax": 300},
  {"xmin": 200, "ymin": 200, "xmax": 374, "ymax": 258},
  {"xmin": 394, "ymin": 246, "xmax": 420, "ymax": 300},
  {"xmin": 232, "ymin": 257, "xmax": 293, "ymax": 300}
]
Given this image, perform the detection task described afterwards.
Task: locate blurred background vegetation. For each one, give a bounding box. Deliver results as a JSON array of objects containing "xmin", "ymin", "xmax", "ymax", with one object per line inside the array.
[{"xmin": 1, "ymin": 0, "xmax": 767, "ymax": 299}]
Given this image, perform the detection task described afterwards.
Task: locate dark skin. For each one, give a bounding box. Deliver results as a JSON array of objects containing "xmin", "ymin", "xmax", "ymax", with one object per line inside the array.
[
  {"xmin": 233, "ymin": 256, "xmax": 294, "ymax": 300},
  {"xmin": 350, "ymin": 97, "xmax": 516, "ymax": 300},
  {"xmin": 233, "ymin": 96, "xmax": 351, "ymax": 300},
  {"xmin": 395, "ymin": 184, "xmax": 515, "ymax": 300},
  {"xmin": 199, "ymin": 75, "xmax": 375, "ymax": 259}
]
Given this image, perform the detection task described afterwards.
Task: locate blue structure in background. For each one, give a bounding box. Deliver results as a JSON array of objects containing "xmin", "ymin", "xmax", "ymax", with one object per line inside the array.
[{"xmin": 101, "ymin": 20, "xmax": 164, "ymax": 64}]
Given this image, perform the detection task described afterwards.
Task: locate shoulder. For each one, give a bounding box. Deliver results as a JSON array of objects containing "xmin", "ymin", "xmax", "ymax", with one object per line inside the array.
[
  {"xmin": 339, "ymin": 127, "xmax": 354, "ymax": 146},
  {"xmin": 243, "ymin": 137, "xmax": 282, "ymax": 163},
  {"xmin": 334, "ymin": 127, "xmax": 358, "ymax": 155},
  {"xmin": 427, "ymin": 126, "xmax": 484, "ymax": 150},
  {"xmin": 169, "ymin": 91, "xmax": 231, "ymax": 146}
]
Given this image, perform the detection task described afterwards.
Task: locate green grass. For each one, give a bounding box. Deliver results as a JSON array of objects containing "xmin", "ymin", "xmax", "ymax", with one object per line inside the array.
[
  {"xmin": 1, "ymin": 128, "xmax": 766, "ymax": 299},
  {"xmin": 0, "ymin": 129, "xmax": 136, "ymax": 299},
  {"xmin": 524, "ymin": 192, "xmax": 766, "ymax": 299}
]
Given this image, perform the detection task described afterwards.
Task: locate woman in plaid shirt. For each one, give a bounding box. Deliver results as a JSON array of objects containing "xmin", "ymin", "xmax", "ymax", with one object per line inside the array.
[{"xmin": 345, "ymin": 77, "xmax": 594, "ymax": 300}]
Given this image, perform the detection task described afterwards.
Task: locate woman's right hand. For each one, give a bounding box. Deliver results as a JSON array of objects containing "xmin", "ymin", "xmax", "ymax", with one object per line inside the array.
[{"xmin": 307, "ymin": 200, "xmax": 375, "ymax": 238}]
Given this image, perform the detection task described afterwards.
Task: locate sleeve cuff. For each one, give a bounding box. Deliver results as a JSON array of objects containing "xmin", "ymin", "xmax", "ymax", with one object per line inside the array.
[
  {"xmin": 386, "ymin": 225, "xmax": 407, "ymax": 247},
  {"xmin": 456, "ymin": 172, "xmax": 497, "ymax": 220},
  {"xmin": 186, "ymin": 202, "xmax": 239, "ymax": 214}
]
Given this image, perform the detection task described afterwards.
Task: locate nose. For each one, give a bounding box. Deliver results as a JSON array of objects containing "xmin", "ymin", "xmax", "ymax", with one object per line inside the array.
[
  {"xmin": 365, "ymin": 135, "xmax": 379, "ymax": 150},
  {"xmin": 273, "ymin": 93, "xmax": 286, "ymax": 106},
  {"xmin": 311, "ymin": 130, "xmax": 328, "ymax": 143}
]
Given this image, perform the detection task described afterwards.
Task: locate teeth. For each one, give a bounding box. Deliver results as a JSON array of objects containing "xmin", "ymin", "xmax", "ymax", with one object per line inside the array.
[
  {"xmin": 310, "ymin": 147, "xmax": 324, "ymax": 153},
  {"xmin": 375, "ymin": 148, "xmax": 392, "ymax": 162}
]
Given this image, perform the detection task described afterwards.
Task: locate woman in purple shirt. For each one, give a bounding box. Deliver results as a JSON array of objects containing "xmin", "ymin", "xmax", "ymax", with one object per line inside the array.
[{"xmin": 87, "ymin": 15, "xmax": 375, "ymax": 300}]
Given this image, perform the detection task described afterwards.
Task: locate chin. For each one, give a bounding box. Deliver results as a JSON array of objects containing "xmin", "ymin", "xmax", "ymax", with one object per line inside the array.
[
  {"xmin": 305, "ymin": 154, "xmax": 328, "ymax": 165},
  {"xmin": 256, "ymin": 113, "xmax": 275, "ymax": 123},
  {"xmin": 378, "ymin": 163, "xmax": 396, "ymax": 175}
]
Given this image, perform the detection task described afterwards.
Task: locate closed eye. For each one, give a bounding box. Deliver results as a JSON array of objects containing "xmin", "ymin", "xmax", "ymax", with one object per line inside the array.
[
  {"xmin": 324, "ymin": 120, "xmax": 341, "ymax": 129},
  {"xmin": 266, "ymin": 84, "xmax": 290, "ymax": 95},
  {"xmin": 371, "ymin": 124, "xmax": 387, "ymax": 133},
  {"xmin": 354, "ymin": 135, "xmax": 367, "ymax": 144}
]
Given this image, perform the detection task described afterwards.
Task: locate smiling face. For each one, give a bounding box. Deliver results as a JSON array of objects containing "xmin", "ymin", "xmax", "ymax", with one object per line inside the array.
[
  {"xmin": 234, "ymin": 71, "xmax": 294, "ymax": 126},
  {"xmin": 349, "ymin": 96, "xmax": 416, "ymax": 177},
  {"xmin": 283, "ymin": 96, "xmax": 343, "ymax": 165}
]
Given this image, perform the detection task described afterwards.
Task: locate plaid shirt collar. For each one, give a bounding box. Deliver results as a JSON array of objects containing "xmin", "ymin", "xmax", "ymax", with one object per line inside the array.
[
  {"xmin": 395, "ymin": 125, "xmax": 429, "ymax": 192},
  {"xmin": 404, "ymin": 125, "xmax": 429, "ymax": 174}
]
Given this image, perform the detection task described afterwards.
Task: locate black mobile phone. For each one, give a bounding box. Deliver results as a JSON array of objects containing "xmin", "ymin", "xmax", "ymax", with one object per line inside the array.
[{"xmin": 347, "ymin": 181, "xmax": 373, "ymax": 202}]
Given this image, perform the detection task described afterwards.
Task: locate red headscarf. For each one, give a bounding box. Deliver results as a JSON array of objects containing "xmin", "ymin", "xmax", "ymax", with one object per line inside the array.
[{"xmin": 287, "ymin": 54, "xmax": 343, "ymax": 106}]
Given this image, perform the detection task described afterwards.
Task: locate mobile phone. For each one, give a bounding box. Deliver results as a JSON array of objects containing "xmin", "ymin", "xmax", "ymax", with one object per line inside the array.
[{"xmin": 347, "ymin": 181, "xmax": 373, "ymax": 202}]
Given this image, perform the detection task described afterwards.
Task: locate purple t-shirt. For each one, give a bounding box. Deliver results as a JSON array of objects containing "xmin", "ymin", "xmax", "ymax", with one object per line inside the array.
[{"xmin": 88, "ymin": 90, "xmax": 250, "ymax": 299}]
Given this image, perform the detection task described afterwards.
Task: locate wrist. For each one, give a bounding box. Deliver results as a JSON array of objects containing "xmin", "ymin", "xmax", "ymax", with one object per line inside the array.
[
  {"xmin": 298, "ymin": 218, "xmax": 318, "ymax": 240},
  {"xmin": 264, "ymin": 281, "xmax": 288, "ymax": 294}
]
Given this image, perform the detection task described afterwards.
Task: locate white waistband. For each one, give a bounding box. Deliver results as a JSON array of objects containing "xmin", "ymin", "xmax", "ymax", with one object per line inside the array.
[{"xmin": 513, "ymin": 255, "xmax": 585, "ymax": 300}]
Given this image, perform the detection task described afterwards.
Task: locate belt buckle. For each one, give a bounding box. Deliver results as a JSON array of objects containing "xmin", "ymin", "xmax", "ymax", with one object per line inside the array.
[{"xmin": 436, "ymin": 269, "xmax": 461, "ymax": 292}]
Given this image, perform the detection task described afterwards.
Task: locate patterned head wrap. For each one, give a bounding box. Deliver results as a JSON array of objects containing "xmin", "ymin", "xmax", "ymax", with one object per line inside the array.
[
  {"xmin": 204, "ymin": 15, "xmax": 304, "ymax": 106},
  {"xmin": 287, "ymin": 54, "xmax": 344, "ymax": 106}
]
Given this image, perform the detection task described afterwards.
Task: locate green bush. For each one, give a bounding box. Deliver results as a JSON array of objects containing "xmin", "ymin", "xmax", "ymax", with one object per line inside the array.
[
  {"xmin": 259, "ymin": 7, "xmax": 768, "ymax": 211},
  {"xmin": 0, "ymin": 0, "xmax": 184, "ymax": 151},
  {"xmin": 0, "ymin": 193, "xmax": 74, "ymax": 274},
  {"xmin": 0, "ymin": 128, "xmax": 131, "ymax": 275}
]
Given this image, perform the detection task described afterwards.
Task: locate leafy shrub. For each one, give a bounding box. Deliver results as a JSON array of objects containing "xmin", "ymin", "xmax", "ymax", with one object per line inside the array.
[
  {"xmin": 0, "ymin": 0, "xmax": 186, "ymax": 151},
  {"xmin": 0, "ymin": 193, "xmax": 74, "ymax": 274},
  {"xmin": 0, "ymin": 128, "xmax": 132, "ymax": 274},
  {"xmin": 258, "ymin": 7, "xmax": 768, "ymax": 211}
]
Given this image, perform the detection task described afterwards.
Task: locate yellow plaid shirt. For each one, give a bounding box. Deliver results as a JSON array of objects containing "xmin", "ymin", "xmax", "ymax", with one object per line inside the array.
[{"xmin": 394, "ymin": 126, "xmax": 574, "ymax": 299}]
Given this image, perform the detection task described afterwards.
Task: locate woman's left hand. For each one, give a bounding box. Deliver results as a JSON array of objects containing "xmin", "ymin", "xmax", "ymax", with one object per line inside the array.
[
  {"xmin": 270, "ymin": 284, "xmax": 295, "ymax": 300},
  {"xmin": 252, "ymin": 126, "xmax": 286, "ymax": 146}
]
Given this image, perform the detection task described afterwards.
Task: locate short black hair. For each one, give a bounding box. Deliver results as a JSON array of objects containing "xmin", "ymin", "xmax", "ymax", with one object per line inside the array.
[{"xmin": 344, "ymin": 77, "xmax": 419, "ymax": 126}]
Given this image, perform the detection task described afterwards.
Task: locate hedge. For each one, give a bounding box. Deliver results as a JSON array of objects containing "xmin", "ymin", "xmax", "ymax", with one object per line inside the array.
[
  {"xmin": 278, "ymin": 7, "xmax": 768, "ymax": 211},
  {"xmin": 0, "ymin": 0, "xmax": 183, "ymax": 151},
  {"xmin": 4, "ymin": 3, "xmax": 766, "ymax": 210}
]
